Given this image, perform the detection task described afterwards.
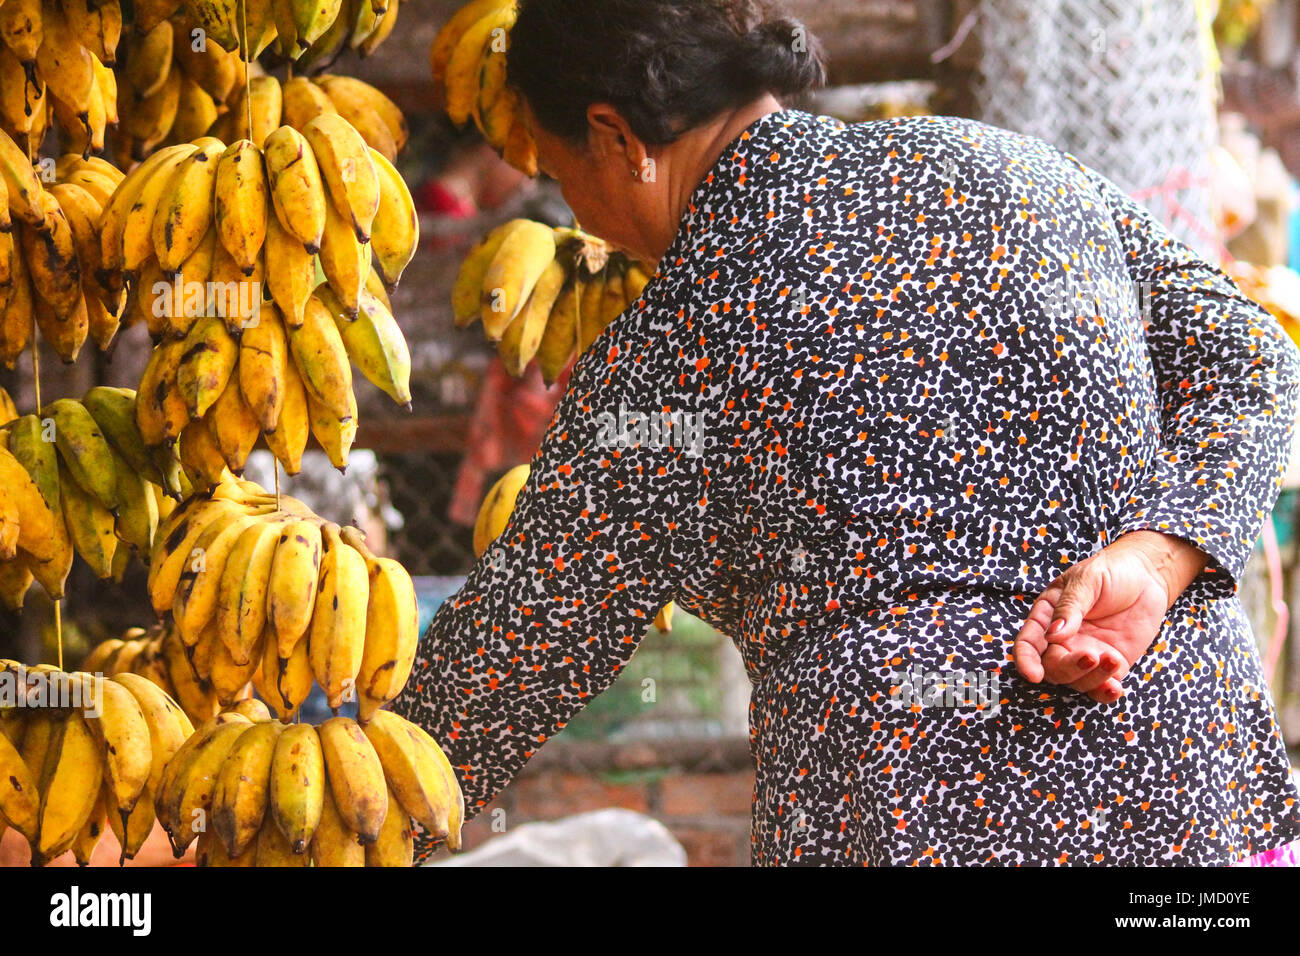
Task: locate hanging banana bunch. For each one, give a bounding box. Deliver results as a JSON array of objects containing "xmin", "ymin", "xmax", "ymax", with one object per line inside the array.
[
  {"xmin": 452, "ymin": 219, "xmax": 652, "ymax": 384},
  {"xmin": 0, "ymin": 0, "xmax": 121, "ymax": 156},
  {"xmin": 0, "ymin": 384, "xmax": 185, "ymax": 611},
  {"xmin": 0, "ymin": 136, "xmax": 130, "ymax": 365},
  {"xmin": 429, "ymin": 0, "xmax": 537, "ymax": 176},
  {"xmin": 181, "ymin": 0, "xmax": 401, "ymax": 68}
]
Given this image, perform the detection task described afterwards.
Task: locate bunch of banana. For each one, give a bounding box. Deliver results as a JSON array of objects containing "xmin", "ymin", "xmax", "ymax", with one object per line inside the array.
[
  {"xmin": 210, "ymin": 72, "xmax": 408, "ymax": 162},
  {"xmin": 142, "ymin": 475, "xmax": 420, "ymax": 723},
  {"xmin": 0, "ymin": 385, "xmax": 184, "ymax": 609},
  {"xmin": 111, "ymin": 15, "xmax": 248, "ymax": 165},
  {"xmin": 429, "ymin": 0, "xmax": 537, "ymax": 176},
  {"xmin": 177, "ymin": 0, "xmax": 400, "ymax": 71},
  {"xmin": 453, "ymin": 219, "xmax": 653, "ymax": 384},
  {"xmin": 0, "ymin": 658, "xmax": 194, "ymax": 866},
  {"xmin": 0, "ymin": 0, "xmax": 121, "ymax": 156},
  {"xmin": 81, "ymin": 621, "xmax": 262, "ymax": 726},
  {"xmin": 171, "ymin": 709, "xmax": 460, "ymax": 865},
  {"xmin": 0, "ymin": 141, "xmax": 130, "ymax": 365},
  {"xmin": 472, "ymin": 462, "xmax": 675, "ymax": 632}
]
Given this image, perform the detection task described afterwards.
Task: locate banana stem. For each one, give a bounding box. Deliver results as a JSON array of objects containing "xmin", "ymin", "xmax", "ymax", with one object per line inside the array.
[
  {"xmin": 241, "ymin": 0, "xmax": 254, "ymax": 137},
  {"xmin": 274, "ymin": 459, "xmax": 282, "ymax": 512},
  {"xmin": 54, "ymin": 601, "xmax": 63, "ymax": 671}
]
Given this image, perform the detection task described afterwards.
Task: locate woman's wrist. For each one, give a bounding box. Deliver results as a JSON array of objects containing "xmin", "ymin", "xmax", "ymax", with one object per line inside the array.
[{"xmin": 1115, "ymin": 530, "xmax": 1208, "ymax": 610}]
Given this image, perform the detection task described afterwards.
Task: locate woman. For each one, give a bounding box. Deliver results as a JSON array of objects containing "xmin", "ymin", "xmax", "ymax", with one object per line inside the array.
[{"xmin": 394, "ymin": 0, "xmax": 1300, "ymax": 865}]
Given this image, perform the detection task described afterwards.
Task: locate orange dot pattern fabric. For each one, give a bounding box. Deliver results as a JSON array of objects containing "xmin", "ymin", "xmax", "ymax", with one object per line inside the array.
[{"xmin": 394, "ymin": 111, "xmax": 1300, "ymax": 865}]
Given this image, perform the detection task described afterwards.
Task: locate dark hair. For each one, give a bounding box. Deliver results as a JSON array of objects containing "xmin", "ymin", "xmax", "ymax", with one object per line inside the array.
[{"xmin": 507, "ymin": 0, "xmax": 827, "ymax": 146}]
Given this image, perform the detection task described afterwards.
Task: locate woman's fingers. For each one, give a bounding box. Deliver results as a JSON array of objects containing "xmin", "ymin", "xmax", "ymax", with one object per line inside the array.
[
  {"xmin": 1013, "ymin": 627, "xmax": 1048, "ymax": 683},
  {"xmin": 1040, "ymin": 642, "xmax": 1101, "ymax": 685},
  {"xmin": 1044, "ymin": 565, "xmax": 1103, "ymax": 645},
  {"xmin": 1069, "ymin": 649, "xmax": 1129, "ymax": 695}
]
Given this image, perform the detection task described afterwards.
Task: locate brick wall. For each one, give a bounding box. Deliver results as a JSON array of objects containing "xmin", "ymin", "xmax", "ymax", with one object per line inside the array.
[{"xmin": 440, "ymin": 738, "xmax": 757, "ymax": 867}]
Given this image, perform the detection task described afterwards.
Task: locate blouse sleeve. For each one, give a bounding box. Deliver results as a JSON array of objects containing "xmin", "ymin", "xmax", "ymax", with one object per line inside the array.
[
  {"xmin": 389, "ymin": 333, "xmax": 711, "ymax": 861},
  {"xmin": 1084, "ymin": 166, "xmax": 1300, "ymax": 581}
]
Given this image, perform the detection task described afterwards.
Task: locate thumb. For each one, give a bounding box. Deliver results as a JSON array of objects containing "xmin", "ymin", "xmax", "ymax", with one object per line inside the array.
[{"xmin": 1044, "ymin": 569, "xmax": 1100, "ymax": 644}]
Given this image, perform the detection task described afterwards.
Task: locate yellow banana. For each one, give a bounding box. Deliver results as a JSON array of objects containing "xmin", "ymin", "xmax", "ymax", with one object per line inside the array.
[
  {"xmin": 308, "ymin": 522, "xmax": 369, "ymax": 711},
  {"xmin": 121, "ymin": 144, "xmax": 199, "ymax": 276},
  {"xmin": 367, "ymin": 147, "xmax": 417, "ymax": 288},
  {"xmin": 365, "ymin": 786, "xmax": 413, "ymax": 866},
  {"xmin": 71, "ymin": 789, "xmax": 109, "ymax": 865},
  {"xmin": 125, "ymin": 21, "xmax": 173, "ymax": 99},
  {"xmin": 105, "ymin": 785, "xmax": 156, "ymax": 864},
  {"xmin": 177, "ymin": 314, "xmax": 239, "ymax": 418},
  {"xmin": 481, "ymin": 219, "xmax": 556, "ymax": 339},
  {"xmin": 306, "ymin": 389, "xmax": 356, "ymax": 471},
  {"xmin": 269, "ymin": 721, "xmax": 325, "ymax": 853},
  {"xmin": 111, "ymin": 671, "xmax": 194, "ymax": 794},
  {"xmin": 316, "ymin": 74, "xmax": 405, "ymax": 159},
  {"xmin": 502, "ymin": 115, "xmax": 538, "ymax": 177},
  {"xmin": 35, "ymin": 713, "xmax": 105, "ymax": 864},
  {"xmin": 340, "ymin": 528, "xmax": 419, "ymax": 722},
  {"xmin": 404, "ymin": 718, "xmax": 465, "ymax": 851},
  {"xmin": 147, "ymin": 496, "xmax": 248, "ymax": 615},
  {"xmin": 263, "ymin": 348, "xmax": 310, "ymax": 473},
  {"xmin": 362, "ymin": 709, "xmax": 450, "ymax": 836},
  {"xmin": 172, "ymin": 74, "xmax": 221, "ymax": 143},
  {"xmin": 61, "ymin": 0, "xmax": 122, "ymax": 65},
  {"xmin": 267, "ymin": 517, "xmax": 323, "ymax": 657},
  {"xmin": 212, "ymin": 719, "xmax": 284, "ymax": 857},
  {"xmin": 172, "ymin": 509, "xmax": 254, "ymax": 646},
  {"xmin": 499, "ymin": 257, "xmax": 566, "ymax": 377},
  {"xmin": 290, "ymin": 290, "xmax": 355, "ymax": 419},
  {"xmin": 23, "ymin": 189, "xmax": 83, "ymax": 317},
  {"xmin": 263, "ymin": 200, "xmax": 314, "ymax": 328},
  {"xmin": 472, "ymin": 462, "xmax": 529, "ymax": 557},
  {"xmin": 443, "ymin": 3, "xmax": 516, "ymax": 127},
  {"xmin": 33, "ymin": 284, "xmax": 90, "ymax": 363},
  {"xmin": 311, "ymin": 786, "xmax": 365, "ymax": 866},
  {"xmin": 179, "ymin": 416, "xmax": 231, "ymax": 489},
  {"xmin": 281, "ymin": 76, "xmax": 337, "ymax": 130},
  {"xmin": 215, "ymin": 517, "xmax": 287, "ymax": 666},
  {"xmin": 208, "ymin": 375, "xmax": 261, "ymax": 473},
  {"xmin": 45, "ymin": 397, "xmax": 120, "ymax": 512},
  {"xmin": 324, "ymin": 284, "xmax": 411, "ymax": 408},
  {"xmin": 32, "ymin": 2, "xmax": 95, "ymax": 127},
  {"xmin": 264, "ymin": 124, "xmax": 327, "ymax": 253},
  {"xmin": 81, "ymin": 675, "xmax": 152, "ymax": 820},
  {"xmin": 228, "ymin": 74, "xmax": 283, "ymax": 149},
  {"xmin": 318, "ymin": 196, "xmax": 367, "ymax": 315},
  {"xmin": 0, "ymin": 126, "xmax": 46, "ymax": 227},
  {"xmin": 0, "ymin": 444, "xmax": 59, "ymax": 562},
  {"xmin": 536, "ymin": 274, "xmax": 579, "ymax": 386},
  {"xmin": 98, "ymin": 143, "xmax": 191, "ymax": 284},
  {"xmin": 452, "ymin": 219, "xmax": 522, "ymax": 327},
  {"xmin": 0, "ymin": 724, "xmax": 39, "ymax": 842},
  {"xmin": 291, "ymin": 0, "xmax": 344, "ymax": 51},
  {"xmin": 135, "ymin": 337, "xmax": 190, "ymax": 446},
  {"xmin": 170, "ymin": 16, "xmax": 239, "ymax": 103},
  {"xmin": 153, "ymin": 136, "xmax": 226, "ymax": 274},
  {"xmin": 318, "ymin": 716, "xmax": 388, "ymax": 844},
  {"xmin": 255, "ymin": 814, "xmax": 309, "ymax": 865},
  {"xmin": 188, "ymin": 0, "xmax": 241, "ymax": 52},
  {"xmin": 214, "ymin": 139, "xmax": 269, "ymax": 274},
  {"xmin": 238, "ymin": 300, "xmax": 288, "ymax": 430},
  {"xmin": 254, "ymin": 624, "xmax": 313, "ymax": 722},
  {"xmin": 430, "ymin": 0, "xmax": 505, "ymax": 89},
  {"xmin": 301, "ymin": 112, "xmax": 380, "ymax": 242},
  {"xmin": 167, "ymin": 717, "xmax": 250, "ymax": 852},
  {"xmin": 207, "ymin": 633, "xmax": 261, "ymax": 707}
]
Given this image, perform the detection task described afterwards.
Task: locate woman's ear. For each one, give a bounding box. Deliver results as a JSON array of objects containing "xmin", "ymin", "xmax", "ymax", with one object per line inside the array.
[{"xmin": 586, "ymin": 103, "xmax": 647, "ymax": 173}]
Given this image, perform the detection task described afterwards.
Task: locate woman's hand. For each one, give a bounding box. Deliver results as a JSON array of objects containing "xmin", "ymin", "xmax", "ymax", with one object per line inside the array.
[{"xmin": 1013, "ymin": 531, "xmax": 1208, "ymax": 703}]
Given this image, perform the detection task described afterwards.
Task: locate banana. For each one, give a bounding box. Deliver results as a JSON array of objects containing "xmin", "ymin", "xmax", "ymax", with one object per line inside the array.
[
  {"xmin": 112, "ymin": 447, "xmax": 160, "ymax": 557},
  {"xmin": 264, "ymin": 124, "xmax": 327, "ymax": 253},
  {"xmin": 112, "ymin": 666, "xmax": 192, "ymax": 780},
  {"xmin": 366, "ymin": 147, "xmax": 417, "ymax": 288},
  {"xmin": 171, "ymin": 16, "xmax": 239, "ymax": 103},
  {"xmin": 134, "ymin": 337, "xmax": 188, "ymax": 446},
  {"xmin": 281, "ymin": 76, "xmax": 337, "ymax": 129},
  {"xmin": 59, "ymin": 459, "xmax": 118, "ymax": 578},
  {"xmin": 209, "ymin": 377, "xmax": 261, "ymax": 474},
  {"xmin": 0, "ymin": 245, "xmax": 34, "ymax": 370},
  {"xmin": 125, "ymin": 21, "xmax": 173, "ymax": 100},
  {"xmin": 179, "ymin": 414, "xmax": 228, "ymax": 489},
  {"xmin": 452, "ymin": 220, "xmax": 521, "ymax": 326},
  {"xmin": 306, "ymin": 389, "xmax": 356, "ymax": 471},
  {"xmin": 254, "ymin": 623, "xmax": 313, "ymax": 722},
  {"xmin": 318, "ymin": 716, "xmax": 387, "ymax": 844},
  {"xmin": 362, "ymin": 710, "xmax": 450, "ymax": 836},
  {"xmin": 213, "ymin": 139, "xmax": 269, "ymax": 275},
  {"xmin": 654, "ymin": 601, "xmax": 675, "ymax": 632},
  {"xmin": 0, "ymin": 559, "xmax": 34, "ymax": 611},
  {"xmin": 238, "ymin": 0, "xmax": 279, "ymax": 59},
  {"xmin": 356, "ymin": 0, "xmax": 398, "ymax": 57},
  {"xmin": 311, "ymin": 786, "xmax": 365, "ymax": 866},
  {"xmin": 226, "ymin": 698, "xmax": 271, "ymax": 721},
  {"xmin": 472, "ymin": 17, "xmax": 509, "ymax": 140},
  {"xmin": 154, "ymin": 137, "xmax": 225, "ymax": 275},
  {"xmin": 36, "ymin": 713, "xmax": 105, "ymax": 864},
  {"xmin": 536, "ymin": 274, "xmax": 579, "ymax": 386},
  {"xmin": 404, "ymin": 719, "xmax": 464, "ymax": 851},
  {"xmin": 167, "ymin": 228, "xmax": 220, "ymax": 338},
  {"xmin": 33, "ymin": 285, "xmax": 91, "ymax": 364},
  {"xmin": 312, "ymin": 76, "xmax": 392, "ymax": 160},
  {"xmin": 430, "ymin": 0, "xmax": 504, "ymax": 89},
  {"xmin": 263, "ymin": 348, "xmax": 310, "ymax": 473},
  {"xmin": 0, "ymin": 487, "xmax": 19, "ymax": 560},
  {"xmin": 481, "ymin": 220, "xmax": 556, "ymax": 340},
  {"xmin": 272, "ymin": 0, "xmax": 301, "ymax": 59},
  {"xmin": 267, "ymin": 517, "xmax": 322, "ymax": 657},
  {"xmin": 291, "ymin": 0, "xmax": 344, "ymax": 51},
  {"xmin": 0, "ymin": 725, "xmax": 39, "ymax": 842},
  {"xmin": 576, "ymin": 268, "xmax": 607, "ymax": 354},
  {"xmin": 49, "ymin": 182, "xmax": 106, "ymax": 304},
  {"xmin": 269, "ymin": 721, "xmax": 324, "ymax": 853},
  {"xmin": 0, "ymin": 45, "xmax": 44, "ymax": 138},
  {"xmin": 215, "ymin": 517, "xmax": 286, "ymax": 665},
  {"xmin": 318, "ymin": 196, "xmax": 367, "ymax": 315},
  {"xmin": 365, "ymin": 786, "xmax": 413, "ymax": 866},
  {"xmin": 62, "ymin": 0, "xmax": 122, "ymax": 65},
  {"xmin": 325, "ymin": 284, "xmax": 411, "ymax": 407},
  {"xmin": 443, "ymin": 2, "xmax": 516, "ymax": 127},
  {"xmin": 255, "ymin": 814, "xmax": 309, "ymax": 865},
  {"xmin": 123, "ymin": 144, "xmax": 200, "ymax": 276},
  {"xmin": 294, "ymin": 0, "xmax": 351, "ymax": 72},
  {"xmin": 0, "ymin": 128, "xmax": 46, "ymax": 228},
  {"xmin": 168, "ymin": 717, "xmax": 249, "ymax": 852},
  {"xmin": 45, "ymin": 397, "xmax": 121, "ymax": 511},
  {"xmin": 212, "ymin": 719, "xmax": 283, "ymax": 857},
  {"xmin": 172, "ymin": 509, "xmax": 254, "ymax": 647},
  {"xmin": 188, "ymin": 0, "xmax": 241, "ymax": 52},
  {"xmin": 308, "ymin": 523, "xmax": 369, "ymax": 711},
  {"xmin": 500, "ymin": 257, "xmax": 566, "ymax": 376},
  {"xmin": 472, "ymin": 463, "xmax": 529, "ymax": 557},
  {"xmin": 33, "ymin": 3, "xmax": 95, "ymax": 128},
  {"xmin": 83, "ymin": 386, "xmax": 166, "ymax": 487},
  {"xmin": 238, "ymin": 300, "xmax": 288, "ymax": 430},
  {"xmin": 196, "ymin": 823, "xmax": 254, "ymax": 866},
  {"xmin": 158, "ymin": 626, "xmax": 219, "ymax": 724},
  {"xmin": 23, "ymin": 189, "xmax": 82, "ymax": 317},
  {"xmin": 105, "ymin": 785, "xmax": 155, "ymax": 864},
  {"xmin": 262, "ymin": 201, "xmax": 314, "ymax": 329},
  {"xmin": 478, "ymin": 78, "xmax": 517, "ymax": 151},
  {"xmin": 319, "ymin": 83, "xmax": 403, "ymax": 150},
  {"xmin": 209, "ymin": 625, "xmax": 260, "ymax": 704},
  {"xmin": 290, "ymin": 290, "xmax": 355, "ymax": 419},
  {"xmin": 228, "ymin": 75, "xmax": 283, "ymax": 149},
  {"xmin": 98, "ymin": 143, "xmax": 194, "ymax": 285},
  {"xmin": 168, "ymin": 73, "xmax": 217, "ymax": 143},
  {"xmin": 339, "ymin": 529, "xmax": 418, "ymax": 722},
  {"xmin": 502, "ymin": 115, "xmax": 538, "ymax": 177},
  {"xmin": 84, "ymin": 284, "xmax": 123, "ymax": 352},
  {"xmin": 81, "ymin": 675, "xmax": 153, "ymax": 819},
  {"xmin": 71, "ymin": 789, "xmax": 108, "ymax": 865},
  {"xmin": 0, "ymin": 444, "xmax": 59, "ymax": 562},
  {"xmin": 147, "ymin": 496, "xmax": 248, "ymax": 614},
  {"xmin": 301, "ymin": 112, "xmax": 380, "ymax": 243},
  {"xmin": 177, "ymin": 315, "xmax": 239, "ymax": 418}
]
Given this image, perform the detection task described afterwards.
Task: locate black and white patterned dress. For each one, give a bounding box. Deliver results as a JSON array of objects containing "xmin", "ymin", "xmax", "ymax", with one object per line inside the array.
[{"xmin": 394, "ymin": 110, "xmax": 1300, "ymax": 865}]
